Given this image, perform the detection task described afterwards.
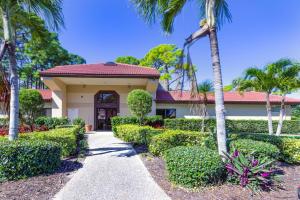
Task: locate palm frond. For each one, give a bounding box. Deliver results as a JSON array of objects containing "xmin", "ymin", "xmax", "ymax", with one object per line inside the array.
[
  {"xmin": 161, "ymin": 0, "xmax": 187, "ymax": 33},
  {"xmin": 17, "ymin": 0, "xmax": 64, "ymax": 31}
]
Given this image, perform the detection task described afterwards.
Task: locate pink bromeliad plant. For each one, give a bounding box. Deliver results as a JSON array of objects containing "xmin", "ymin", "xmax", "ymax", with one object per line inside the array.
[{"xmin": 223, "ymin": 149, "xmax": 281, "ymax": 193}]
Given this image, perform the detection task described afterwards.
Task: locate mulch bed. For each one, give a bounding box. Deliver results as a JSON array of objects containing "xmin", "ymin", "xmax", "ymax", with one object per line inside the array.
[
  {"xmin": 135, "ymin": 146, "xmax": 300, "ymax": 200},
  {"xmin": 0, "ymin": 158, "xmax": 83, "ymax": 200}
]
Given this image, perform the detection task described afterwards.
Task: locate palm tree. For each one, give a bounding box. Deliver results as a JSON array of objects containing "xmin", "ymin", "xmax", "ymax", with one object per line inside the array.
[
  {"xmin": 272, "ymin": 59, "xmax": 300, "ymax": 135},
  {"xmin": 235, "ymin": 66, "xmax": 277, "ymax": 135},
  {"xmin": 132, "ymin": 0, "xmax": 231, "ymax": 155},
  {"xmin": 0, "ymin": 0, "xmax": 64, "ymax": 140},
  {"xmin": 198, "ymin": 80, "xmax": 214, "ymax": 132}
]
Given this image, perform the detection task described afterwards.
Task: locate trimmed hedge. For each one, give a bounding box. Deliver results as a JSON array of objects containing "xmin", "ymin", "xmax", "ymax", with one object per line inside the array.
[
  {"xmin": 149, "ymin": 130, "xmax": 209, "ymax": 156},
  {"xmin": 229, "ymin": 139, "xmax": 280, "ymax": 160},
  {"xmin": 164, "ymin": 146, "xmax": 226, "ymax": 188},
  {"xmin": 115, "ymin": 124, "xmax": 163, "ymax": 145},
  {"xmin": 164, "ymin": 118, "xmax": 300, "ymax": 134},
  {"xmin": 111, "ymin": 115, "xmax": 163, "ymax": 133},
  {"xmin": 35, "ymin": 117, "xmax": 70, "ymax": 129},
  {"xmin": 231, "ymin": 133, "xmax": 300, "ymax": 164},
  {"xmin": 0, "ymin": 140, "xmax": 61, "ymax": 180},
  {"xmin": 20, "ymin": 127, "xmax": 79, "ymax": 157}
]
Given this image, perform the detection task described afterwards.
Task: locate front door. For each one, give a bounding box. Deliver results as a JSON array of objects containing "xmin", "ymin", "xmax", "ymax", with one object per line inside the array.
[
  {"xmin": 96, "ymin": 108, "xmax": 117, "ymax": 130},
  {"xmin": 94, "ymin": 91, "xmax": 119, "ymax": 130}
]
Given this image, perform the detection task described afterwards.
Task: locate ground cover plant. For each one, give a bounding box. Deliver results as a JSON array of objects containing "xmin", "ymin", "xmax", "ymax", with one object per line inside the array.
[{"xmin": 223, "ymin": 150, "xmax": 281, "ymax": 193}]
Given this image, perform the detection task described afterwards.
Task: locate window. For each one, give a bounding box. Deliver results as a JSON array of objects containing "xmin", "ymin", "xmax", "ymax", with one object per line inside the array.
[
  {"xmin": 97, "ymin": 92, "xmax": 118, "ymax": 104},
  {"xmin": 156, "ymin": 109, "xmax": 176, "ymax": 119},
  {"xmin": 43, "ymin": 108, "xmax": 52, "ymax": 117},
  {"xmin": 271, "ymin": 106, "xmax": 281, "ymax": 113}
]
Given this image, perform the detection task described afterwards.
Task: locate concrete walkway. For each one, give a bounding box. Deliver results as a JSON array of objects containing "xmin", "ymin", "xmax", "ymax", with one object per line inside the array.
[{"xmin": 54, "ymin": 131, "xmax": 170, "ymax": 200}]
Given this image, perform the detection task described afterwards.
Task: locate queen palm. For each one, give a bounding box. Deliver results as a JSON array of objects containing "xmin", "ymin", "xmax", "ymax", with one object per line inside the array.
[
  {"xmin": 132, "ymin": 0, "xmax": 231, "ymax": 155},
  {"xmin": 235, "ymin": 66, "xmax": 277, "ymax": 135},
  {"xmin": 0, "ymin": 0, "xmax": 64, "ymax": 140},
  {"xmin": 198, "ymin": 80, "xmax": 214, "ymax": 132},
  {"xmin": 272, "ymin": 59, "xmax": 300, "ymax": 135}
]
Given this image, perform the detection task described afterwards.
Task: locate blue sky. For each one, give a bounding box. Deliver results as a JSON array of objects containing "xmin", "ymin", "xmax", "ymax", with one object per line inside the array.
[{"xmin": 59, "ymin": 0, "xmax": 300, "ymax": 97}]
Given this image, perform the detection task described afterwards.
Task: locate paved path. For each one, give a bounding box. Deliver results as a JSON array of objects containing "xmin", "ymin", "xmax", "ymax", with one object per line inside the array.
[{"xmin": 54, "ymin": 131, "xmax": 170, "ymax": 200}]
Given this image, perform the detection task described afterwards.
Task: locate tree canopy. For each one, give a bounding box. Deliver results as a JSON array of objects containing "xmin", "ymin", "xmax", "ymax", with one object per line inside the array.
[
  {"xmin": 115, "ymin": 56, "xmax": 140, "ymax": 65},
  {"xmin": 1, "ymin": 13, "xmax": 86, "ymax": 89},
  {"xmin": 140, "ymin": 44, "xmax": 182, "ymax": 90}
]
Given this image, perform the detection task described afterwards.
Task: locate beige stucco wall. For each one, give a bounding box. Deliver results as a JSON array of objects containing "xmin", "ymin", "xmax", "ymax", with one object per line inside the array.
[
  {"xmin": 156, "ymin": 103, "xmax": 292, "ymax": 120},
  {"xmin": 66, "ymin": 85, "xmax": 157, "ymax": 127}
]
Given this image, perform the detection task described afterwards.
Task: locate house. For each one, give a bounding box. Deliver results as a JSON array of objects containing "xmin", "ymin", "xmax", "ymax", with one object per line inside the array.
[{"xmin": 1, "ymin": 62, "xmax": 300, "ymax": 130}]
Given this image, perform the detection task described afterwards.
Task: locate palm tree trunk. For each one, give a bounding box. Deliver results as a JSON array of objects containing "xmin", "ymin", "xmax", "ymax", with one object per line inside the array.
[
  {"xmin": 266, "ymin": 93, "xmax": 273, "ymax": 135},
  {"xmin": 276, "ymin": 94, "xmax": 285, "ymax": 136},
  {"xmin": 208, "ymin": 28, "xmax": 228, "ymax": 155},
  {"xmin": 2, "ymin": 9, "xmax": 19, "ymax": 141}
]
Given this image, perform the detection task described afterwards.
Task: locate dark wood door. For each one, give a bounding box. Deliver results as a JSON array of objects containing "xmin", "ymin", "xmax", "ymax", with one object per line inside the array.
[{"xmin": 96, "ymin": 108, "xmax": 117, "ymax": 130}]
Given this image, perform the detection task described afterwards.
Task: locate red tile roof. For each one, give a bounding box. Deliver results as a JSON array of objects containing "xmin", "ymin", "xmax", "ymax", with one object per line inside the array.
[
  {"xmin": 38, "ymin": 90, "xmax": 52, "ymax": 102},
  {"xmin": 33, "ymin": 89, "xmax": 300, "ymax": 105},
  {"xmin": 156, "ymin": 90, "xmax": 300, "ymax": 105},
  {"xmin": 40, "ymin": 63, "xmax": 160, "ymax": 78}
]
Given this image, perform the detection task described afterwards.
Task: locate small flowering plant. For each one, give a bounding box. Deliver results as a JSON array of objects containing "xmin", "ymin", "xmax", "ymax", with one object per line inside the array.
[{"xmin": 223, "ymin": 149, "xmax": 281, "ymax": 193}]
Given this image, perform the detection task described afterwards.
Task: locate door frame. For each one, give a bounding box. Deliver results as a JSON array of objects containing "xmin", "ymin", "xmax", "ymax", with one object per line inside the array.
[{"xmin": 94, "ymin": 90, "xmax": 120, "ymax": 130}]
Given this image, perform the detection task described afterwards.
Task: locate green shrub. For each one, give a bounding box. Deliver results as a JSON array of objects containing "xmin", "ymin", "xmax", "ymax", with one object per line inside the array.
[
  {"xmin": 115, "ymin": 124, "xmax": 163, "ymax": 145},
  {"xmin": 19, "ymin": 89, "xmax": 44, "ymax": 128},
  {"xmin": 0, "ymin": 140, "xmax": 61, "ymax": 180},
  {"xmin": 127, "ymin": 89, "xmax": 152, "ymax": 124},
  {"xmin": 164, "ymin": 146, "xmax": 226, "ymax": 188},
  {"xmin": 35, "ymin": 117, "xmax": 70, "ymax": 129},
  {"xmin": 231, "ymin": 133, "xmax": 300, "ymax": 164},
  {"xmin": 111, "ymin": 116, "xmax": 163, "ymax": 134},
  {"xmin": 149, "ymin": 130, "xmax": 209, "ymax": 156},
  {"xmin": 164, "ymin": 118, "xmax": 300, "ymax": 134},
  {"xmin": 72, "ymin": 118, "xmax": 85, "ymax": 128},
  {"xmin": 229, "ymin": 139, "xmax": 280, "ymax": 160},
  {"xmin": 20, "ymin": 127, "xmax": 79, "ymax": 157},
  {"xmin": 164, "ymin": 118, "xmax": 216, "ymax": 132}
]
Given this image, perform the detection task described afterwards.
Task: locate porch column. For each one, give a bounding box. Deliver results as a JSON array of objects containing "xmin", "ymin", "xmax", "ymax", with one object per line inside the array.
[
  {"xmin": 41, "ymin": 77, "xmax": 67, "ymax": 117},
  {"xmin": 146, "ymin": 79, "xmax": 159, "ymax": 116}
]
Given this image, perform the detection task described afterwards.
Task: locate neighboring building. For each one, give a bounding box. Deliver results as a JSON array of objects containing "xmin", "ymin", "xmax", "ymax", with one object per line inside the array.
[{"xmin": 1, "ymin": 62, "xmax": 300, "ymax": 130}]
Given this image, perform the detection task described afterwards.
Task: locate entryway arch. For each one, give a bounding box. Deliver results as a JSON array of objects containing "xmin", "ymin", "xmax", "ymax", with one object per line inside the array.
[{"xmin": 94, "ymin": 91, "xmax": 119, "ymax": 130}]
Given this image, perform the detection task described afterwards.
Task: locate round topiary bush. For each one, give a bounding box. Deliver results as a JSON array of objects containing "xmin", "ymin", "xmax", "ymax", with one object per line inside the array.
[
  {"xmin": 127, "ymin": 89, "xmax": 152, "ymax": 124},
  {"xmin": 0, "ymin": 140, "xmax": 61, "ymax": 180},
  {"xmin": 229, "ymin": 139, "xmax": 280, "ymax": 160},
  {"xmin": 164, "ymin": 146, "xmax": 226, "ymax": 188}
]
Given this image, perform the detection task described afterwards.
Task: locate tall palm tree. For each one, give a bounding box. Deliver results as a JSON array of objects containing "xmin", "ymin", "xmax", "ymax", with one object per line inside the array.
[
  {"xmin": 132, "ymin": 0, "xmax": 231, "ymax": 155},
  {"xmin": 0, "ymin": 0, "xmax": 64, "ymax": 140},
  {"xmin": 198, "ymin": 80, "xmax": 213, "ymax": 132},
  {"xmin": 236, "ymin": 66, "xmax": 277, "ymax": 135},
  {"xmin": 272, "ymin": 59, "xmax": 300, "ymax": 135}
]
